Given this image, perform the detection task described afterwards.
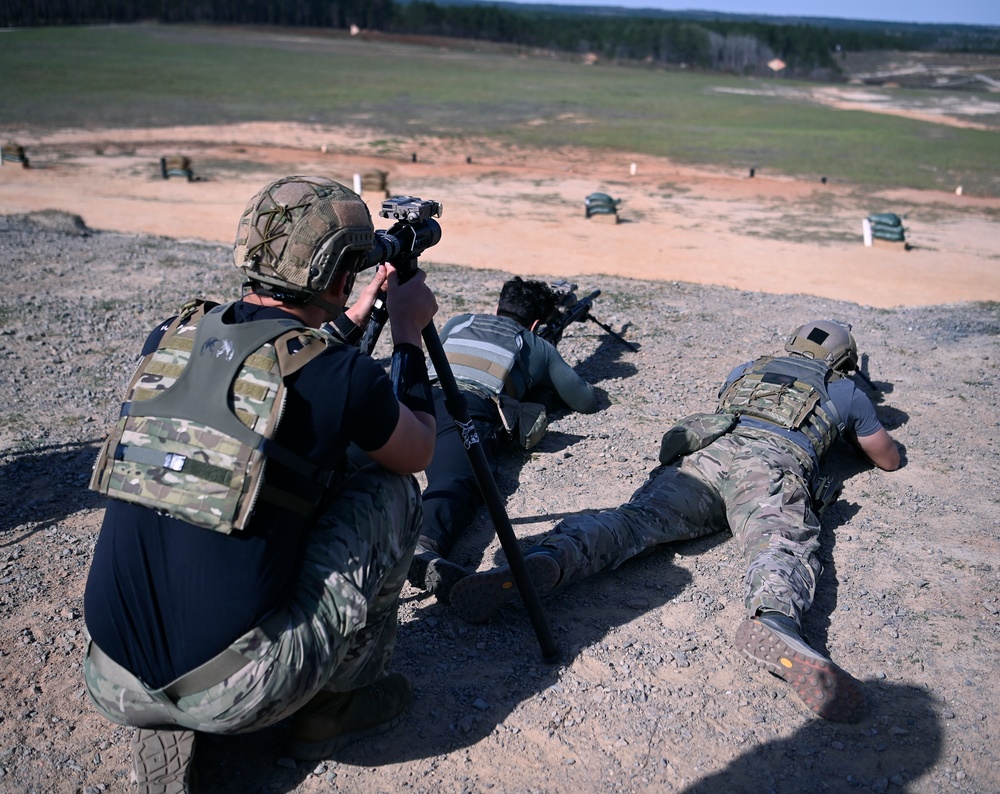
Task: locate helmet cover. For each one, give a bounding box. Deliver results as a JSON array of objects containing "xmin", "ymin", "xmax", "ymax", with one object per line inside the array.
[
  {"xmin": 785, "ymin": 320, "xmax": 859, "ymax": 372},
  {"xmin": 233, "ymin": 176, "xmax": 374, "ymax": 300}
]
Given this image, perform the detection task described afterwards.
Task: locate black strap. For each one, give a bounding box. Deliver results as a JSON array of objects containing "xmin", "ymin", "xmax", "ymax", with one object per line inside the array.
[
  {"xmin": 330, "ymin": 312, "xmax": 365, "ymax": 346},
  {"xmin": 115, "ymin": 444, "xmax": 233, "ymax": 485}
]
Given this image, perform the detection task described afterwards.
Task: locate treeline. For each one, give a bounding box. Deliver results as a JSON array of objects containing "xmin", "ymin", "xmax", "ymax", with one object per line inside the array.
[
  {"xmin": 2, "ymin": 0, "xmax": 394, "ymax": 29},
  {"xmin": 4, "ymin": 0, "xmax": 997, "ymax": 78},
  {"xmin": 393, "ymin": 4, "xmax": 867, "ymax": 76}
]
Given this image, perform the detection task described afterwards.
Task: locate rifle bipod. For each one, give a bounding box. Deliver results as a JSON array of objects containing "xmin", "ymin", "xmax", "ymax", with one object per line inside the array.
[
  {"xmin": 538, "ymin": 286, "xmax": 639, "ymax": 353},
  {"xmin": 586, "ymin": 315, "xmax": 639, "ymax": 353}
]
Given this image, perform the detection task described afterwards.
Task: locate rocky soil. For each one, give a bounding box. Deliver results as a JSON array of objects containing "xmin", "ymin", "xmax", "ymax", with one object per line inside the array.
[{"xmin": 1, "ymin": 209, "xmax": 998, "ymax": 793}]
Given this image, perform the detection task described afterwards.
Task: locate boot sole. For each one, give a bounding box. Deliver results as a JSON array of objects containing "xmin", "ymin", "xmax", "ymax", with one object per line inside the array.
[
  {"xmin": 131, "ymin": 728, "xmax": 196, "ymax": 794},
  {"xmin": 735, "ymin": 618, "xmax": 866, "ymax": 724},
  {"xmin": 450, "ymin": 554, "xmax": 560, "ymax": 624}
]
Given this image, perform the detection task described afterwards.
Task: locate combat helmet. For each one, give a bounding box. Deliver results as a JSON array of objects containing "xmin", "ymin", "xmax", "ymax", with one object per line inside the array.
[
  {"xmin": 234, "ymin": 175, "xmax": 374, "ymax": 306},
  {"xmin": 785, "ymin": 320, "xmax": 859, "ymax": 372}
]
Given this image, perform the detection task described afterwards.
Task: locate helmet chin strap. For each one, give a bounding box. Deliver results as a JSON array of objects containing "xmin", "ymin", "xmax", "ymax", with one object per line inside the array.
[{"xmin": 307, "ymin": 293, "xmax": 345, "ymax": 319}]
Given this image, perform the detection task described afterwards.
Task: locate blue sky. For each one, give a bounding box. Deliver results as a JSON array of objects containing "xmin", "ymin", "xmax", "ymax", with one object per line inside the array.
[{"xmin": 500, "ymin": 1, "xmax": 1000, "ymax": 26}]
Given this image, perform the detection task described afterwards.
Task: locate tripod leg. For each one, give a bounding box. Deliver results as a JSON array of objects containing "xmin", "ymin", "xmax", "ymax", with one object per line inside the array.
[{"xmin": 422, "ymin": 323, "xmax": 560, "ymax": 663}]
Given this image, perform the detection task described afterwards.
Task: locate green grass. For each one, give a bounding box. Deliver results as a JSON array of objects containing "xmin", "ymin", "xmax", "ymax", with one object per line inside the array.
[{"xmin": 2, "ymin": 24, "xmax": 998, "ymax": 195}]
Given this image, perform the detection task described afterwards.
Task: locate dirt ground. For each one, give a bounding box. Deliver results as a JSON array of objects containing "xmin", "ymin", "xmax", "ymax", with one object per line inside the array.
[
  {"xmin": 1, "ymin": 120, "xmax": 998, "ymax": 309},
  {"xmin": 0, "ymin": 121, "xmax": 999, "ymax": 794}
]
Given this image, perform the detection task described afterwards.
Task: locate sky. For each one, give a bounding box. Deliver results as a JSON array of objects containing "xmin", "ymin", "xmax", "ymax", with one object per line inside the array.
[{"xmin": 500, "ymin": 0, "xmax": 1000, "ymax": 27}]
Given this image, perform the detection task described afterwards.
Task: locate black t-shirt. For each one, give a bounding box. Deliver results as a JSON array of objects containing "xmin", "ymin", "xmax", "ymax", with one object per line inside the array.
[{"xmin": 84, "ymin": 302, "xmax": 400, "ymax": 688}]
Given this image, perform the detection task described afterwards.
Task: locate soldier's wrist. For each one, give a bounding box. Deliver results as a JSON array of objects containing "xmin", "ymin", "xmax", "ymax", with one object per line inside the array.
[
  {"xmin": 330, "ymin": 312, "xmax": 364, "ymax": 346},
  {"xmin": 391, "ymin": 343, "xmax": 434, "ymax": 415}
]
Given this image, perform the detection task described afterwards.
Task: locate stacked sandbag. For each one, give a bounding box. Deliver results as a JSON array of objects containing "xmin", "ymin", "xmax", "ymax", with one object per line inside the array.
[
  {"xmin": 1, "ymin": 142, "xmax": 30, "ymax": 168},
  {"xmin": 160, "ymin": 156, "xmax": 194, "ymax": 181},
  {"xmin": 361, "ymin": 170, "xmax": 389, "ymax": 198},
  {"xmin": 867, "ymin": 212, "xmax": 905, "ymax": 243},
  {"xmin": 585, "ymin": 192, "xmax": 620, "ymax": 223}
]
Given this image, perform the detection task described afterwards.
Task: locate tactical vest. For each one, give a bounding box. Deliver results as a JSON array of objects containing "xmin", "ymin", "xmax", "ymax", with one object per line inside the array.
[
  {"xmin": 429, "ymin": 315, "xmax": 524, "ymax": 397},
  {"xmin": 717, "ymin": 355, "xmax": 845, "ymax": 459},
  {"xmin": 90, "ymin": 300, "xmax": 337, "ymax": 534}
]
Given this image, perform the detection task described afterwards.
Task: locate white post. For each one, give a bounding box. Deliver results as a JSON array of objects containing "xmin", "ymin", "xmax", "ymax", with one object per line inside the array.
[
  {"xmin": 353, "ymin": 173, "xmax": 362, "ymax": 196},
  {"xmin": 862, "ymin": 218, "xmax": 873, "ymax": 247}
]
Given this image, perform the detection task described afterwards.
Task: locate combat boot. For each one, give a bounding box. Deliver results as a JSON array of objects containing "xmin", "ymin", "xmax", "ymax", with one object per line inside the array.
[
  {"xmin": 449, "ymin": 551, "xmax": 561, "ymax": 624},
  {"xmin": 406, "ymin": 537, "xmax": 471, "ymax": 604},
  {"xmin": 131, "ymin": 727, "xmax": 195, "ymax": 794},
  {"xmin": 286, "ymin": 672, "xmax": 412, "ymax": 760},
  {"xmin": 735, "ymin": 612, "xmax": 866, "ymax": 723}
]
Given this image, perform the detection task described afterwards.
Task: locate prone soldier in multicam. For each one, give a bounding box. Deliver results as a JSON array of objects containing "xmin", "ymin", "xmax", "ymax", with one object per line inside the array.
[
  {"xmin": 82, "ymin": 175, "xmax": 439, "ymax": 792},
  {"xmin": 451, "ymin": 321, "xmax": 901, "ymax": 723}
]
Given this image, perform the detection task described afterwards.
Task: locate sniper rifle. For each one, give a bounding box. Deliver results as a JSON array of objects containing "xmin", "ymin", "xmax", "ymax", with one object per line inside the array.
[{"xmin": 538, "ymin": 281, "xmax": 638, "ymax": 352}]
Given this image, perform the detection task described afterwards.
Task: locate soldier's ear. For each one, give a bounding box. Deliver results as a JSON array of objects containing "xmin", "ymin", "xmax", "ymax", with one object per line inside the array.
[{"xmin": 332, "ymin": 269, "xmax": 354, "ymax": 299}]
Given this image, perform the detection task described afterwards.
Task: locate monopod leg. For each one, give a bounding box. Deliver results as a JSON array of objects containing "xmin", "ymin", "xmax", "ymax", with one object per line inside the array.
[{"xmin": 422, "ymin": 323, "xmax": 560, "ymax": 663}]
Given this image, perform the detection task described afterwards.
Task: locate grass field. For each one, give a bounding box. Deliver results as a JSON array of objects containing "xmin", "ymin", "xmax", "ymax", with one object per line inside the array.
[{"xmin": 2, "ymin": 24, "xmax": 998, "ymax": 195}]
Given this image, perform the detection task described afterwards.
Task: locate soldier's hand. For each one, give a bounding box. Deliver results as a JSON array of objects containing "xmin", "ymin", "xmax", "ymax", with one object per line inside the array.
[
  {"xmin": 385, "ymin": 265, "xmax": 437, "ymax": 348},
  {"xmin": 345, "ymin": 265, "xmax": 388, "ymax": 327}
]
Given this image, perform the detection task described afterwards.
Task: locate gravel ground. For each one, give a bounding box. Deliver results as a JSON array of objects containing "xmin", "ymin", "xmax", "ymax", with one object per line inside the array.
[{"xmin": 1, "ymin": 210, "xmax": 998, "ymax": 793}]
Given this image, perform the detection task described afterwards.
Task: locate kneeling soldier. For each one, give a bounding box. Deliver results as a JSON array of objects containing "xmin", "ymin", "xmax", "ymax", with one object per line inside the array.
[{"xmin": 83, "ymin": 176, "xmax": 438, "ymax": 790}]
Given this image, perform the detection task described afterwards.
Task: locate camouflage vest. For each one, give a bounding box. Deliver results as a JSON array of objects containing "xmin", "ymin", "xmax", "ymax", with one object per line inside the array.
[
  {"xmin": 717, "ymin": 355, "xmax": 845, "ymax": 459},
  {"xmin": 429, "ymin": 315, "xmax": 523, "ymax": 397},
  {"xmin": 90, "ymin": 300, "xmax": 336, "ymax": 534}
]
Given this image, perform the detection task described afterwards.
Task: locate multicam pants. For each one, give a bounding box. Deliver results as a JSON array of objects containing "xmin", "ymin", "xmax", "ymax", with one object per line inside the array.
[
  {"xmin": 535, "ymin": 428, "xmax": 822, "ymax": 624},
  {"xmin": 84, "ymin": 464, "xmax": 421, "ymax": 734}
]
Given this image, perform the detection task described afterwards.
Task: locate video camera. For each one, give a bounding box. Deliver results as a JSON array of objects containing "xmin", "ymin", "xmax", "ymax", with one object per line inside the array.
[
  {"xmin": 357, "ymin": 196, "xmax": 442, "ymax": 355},
  {"xmin": 364, "ymin": 196, "xmax": 443, "ymax": 276}
]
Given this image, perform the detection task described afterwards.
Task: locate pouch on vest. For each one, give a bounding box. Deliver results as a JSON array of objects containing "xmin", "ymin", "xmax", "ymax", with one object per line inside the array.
[
  {"xmin": 658, "ymin": 412, "xmax": 736, "ymax": 466},
  {"xmin": 495, "ymin": 395, "xmax": 549, "ymax": 450},
  {"xmin": 717, "ymin": 356, "xmax": 844, "ymax": 459},
  {"xmin": 810, "ymin": 474, "xmax": 843, "ymax": 519},
  {"xmin": 90, "ymin": 301, "xmax": 334, "ymax": 534}
]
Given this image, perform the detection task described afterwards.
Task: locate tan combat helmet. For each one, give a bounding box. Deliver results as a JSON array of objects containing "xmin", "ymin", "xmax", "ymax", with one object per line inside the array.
[
  {"xmin": 785, "ymin": 320, "xmax": 859, "ymax": 372},
  {"xmin": 234, "ymin": 175, "xmax": 374, "ymax": 306}
]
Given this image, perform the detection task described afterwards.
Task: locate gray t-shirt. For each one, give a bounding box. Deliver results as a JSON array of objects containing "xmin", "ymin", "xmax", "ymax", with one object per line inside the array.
[{"xmin": 723, "ymin": 358, "xmax": 883, "ymax": 462}]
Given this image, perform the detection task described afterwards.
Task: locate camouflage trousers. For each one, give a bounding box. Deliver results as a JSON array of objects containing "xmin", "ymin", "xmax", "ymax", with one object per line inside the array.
[
  {"xmin": 83, "ymin": 464, "xmax": 421, "ymax": 734},
  {"xmin": 535, "ymin": 428, "xmax": 821, "ymax": 624}
]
